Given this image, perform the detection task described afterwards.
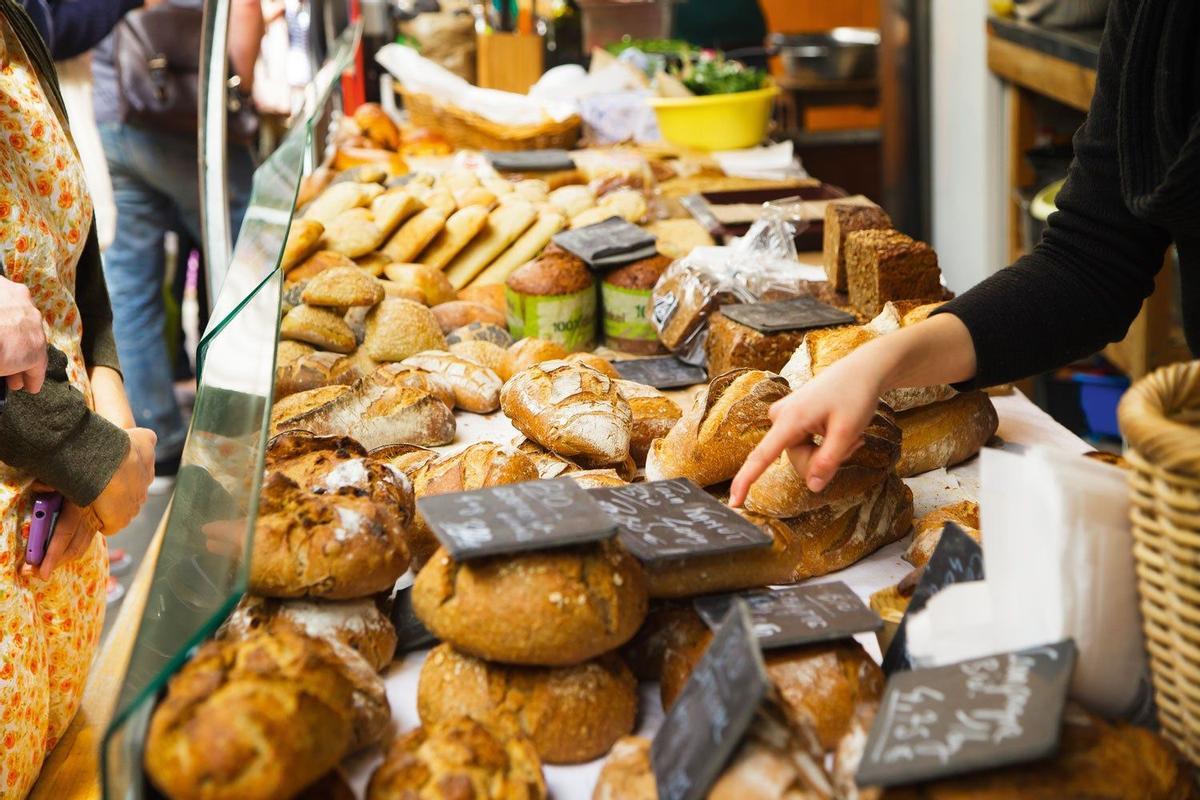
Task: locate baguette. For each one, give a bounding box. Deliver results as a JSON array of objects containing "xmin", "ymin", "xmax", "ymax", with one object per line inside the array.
[
  {"xmin": 444, "ymin": 201, "xmax": 538, "ymax": 289},
  {"xmin": 644, "ymin": 473, "xmax": 913, "ymax": 599},
  {"xmin": 896, "ymin": 391, "xmax": 998, "ymax": 477},
  {"xmin": 416, "ymin": 205, "xmax": 488, "ymax": 269},
  {"xmin": 743, "ymin": 409, "xmax": 901, "ymax": 518},
  {"xmin": 303, "ymin": 181, "xmax": 382, "ymax": 227},
  {"xmin": 470, "ymin": 210, "xmax": 567, "ymax": 287},
  {"xmin": 401, "ymin": 350, "xmax": 503, "ymax": 413},
  {"xmin": 500, "ymin": 359, "xmax": 633, "ymax": 466},
  {"xmin": 644, "ymin": 369, "xmax": 789, "ymax": 487},
  {"xmin": 380, "ymin": 207, "xmax": 449, "ymax": 263}
]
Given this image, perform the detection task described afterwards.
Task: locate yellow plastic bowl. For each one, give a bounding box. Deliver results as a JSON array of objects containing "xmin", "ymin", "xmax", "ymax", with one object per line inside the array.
[{"xmin": 648, "ymin": 84, "xmax": 779, "ymax": 151}]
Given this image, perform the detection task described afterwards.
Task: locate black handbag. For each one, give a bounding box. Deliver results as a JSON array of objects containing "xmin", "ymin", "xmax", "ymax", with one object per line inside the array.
[{"xmin": 114, "ymin": 5, "xmax": 259, "ymax": 144}]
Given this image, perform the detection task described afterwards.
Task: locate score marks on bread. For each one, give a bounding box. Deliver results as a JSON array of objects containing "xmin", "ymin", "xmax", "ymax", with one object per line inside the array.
[
  {"xmin": 693, "ymin": 581, "xmax": 882, "ymax": 650},
  {"xmin": 417, "ymin": 478, "xmax": 616, "ymax": 560},
  {"xmin": 588, "ymin": 478, "xmax": 772, "ymax": 562}
]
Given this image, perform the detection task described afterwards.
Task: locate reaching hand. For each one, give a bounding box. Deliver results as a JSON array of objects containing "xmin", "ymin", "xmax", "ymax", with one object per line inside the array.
[
  {"xmin": 0, "ymin": 276, "xmax": 47, "ymax": 393},
  {"xmin": 730, "ymin": 352, "xmax": 887, "ymax": 507}
]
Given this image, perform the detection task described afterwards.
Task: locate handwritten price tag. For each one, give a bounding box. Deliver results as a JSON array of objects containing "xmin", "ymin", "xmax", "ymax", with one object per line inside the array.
[
  {"xmin": 693, "ymin": 582, "xmax": 881, "ymax": 649},
  {"xmin": 857, "ymin": 640, "xmax": 1077, "ymax": 787}
]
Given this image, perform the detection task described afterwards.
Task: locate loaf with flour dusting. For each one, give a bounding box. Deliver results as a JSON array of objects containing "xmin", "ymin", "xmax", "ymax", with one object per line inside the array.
[
  {"xmin": 402, "ymin": 350, "xmax": 503, "ymax": 413},
  {"xmin": 896, "ymin": 391, "xmax": 998, "ymax": 477}
]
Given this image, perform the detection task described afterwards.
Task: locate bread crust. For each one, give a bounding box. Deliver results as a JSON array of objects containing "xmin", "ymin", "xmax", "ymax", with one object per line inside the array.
[
  {"xmin": 614, "ymin": 380, "xmax": 682, "ymax": 465},
  {"xmin": 896, "ymin": 391, "xmax": 999, "ymax": 477},
  {"xmin": 402, "ymin": 350, "xmax": 503, "ymax": 413},
  {"xmin": 363, "ymin": 298, "xmax": 448, "ymax": 362},
  {"xmin": 499, "ymin": 338, "xmax": 569, "ymax": 381}
]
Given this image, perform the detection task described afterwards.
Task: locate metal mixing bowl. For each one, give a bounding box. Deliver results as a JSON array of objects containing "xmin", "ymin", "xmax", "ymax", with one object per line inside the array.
[{"xmin": 769, "ymin": 27, "xmax": 880, "ymax": 83}]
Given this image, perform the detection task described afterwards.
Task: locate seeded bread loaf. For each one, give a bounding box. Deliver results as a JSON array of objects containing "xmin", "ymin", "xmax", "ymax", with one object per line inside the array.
[
  {"xmin": 823, "ymin": 199, "xmax": 893, "ymax": 291},
  {"xmin": 844, "ymin": 229, "xmax": 942, "ymax": 318}
]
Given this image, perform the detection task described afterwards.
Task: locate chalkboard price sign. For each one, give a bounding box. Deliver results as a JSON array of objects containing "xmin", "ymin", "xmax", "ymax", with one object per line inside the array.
[
  {"xmin": 882, "ymin": 523, "xmax": 984, "ymax": 674},
  {"xmin": 418, "ymin": 478, "xmax": 616, "ymax": 560},
  {"xmin": 720, "ymin": 296, "xmax": 856, "ymax": 333},
  {"xmin": 857, "ymin": 639, "xmax": 1077, "ymax": 787},
  {"xmin": 588, "ymin": 478, "xmax": 772, "ymax": 562},
  {"xmin": 651, "ymin": 599, "xmax": 770, "ymax": 800},
  {"xmin": 693, "ymin": 581, "xmax": 882, "ymax": 649},
  {"xmin": 612, "ymin": 356, "xmax": 708, "ymax": 390},
  {"xmin": 389, "ymin": 582, "xmax": 438, "ymax": 654}
]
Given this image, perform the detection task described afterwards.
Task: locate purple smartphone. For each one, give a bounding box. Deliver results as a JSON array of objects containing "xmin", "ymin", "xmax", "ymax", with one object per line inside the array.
[{"xmin": 25, "ymin": 492, "xmax": 63, "ymax": 567}]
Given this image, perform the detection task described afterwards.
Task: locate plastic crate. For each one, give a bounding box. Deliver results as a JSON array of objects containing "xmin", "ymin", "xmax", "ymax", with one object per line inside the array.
[{"xmin": 1072, "ymin": 371, "xmax": 1130, "ymax": 439}]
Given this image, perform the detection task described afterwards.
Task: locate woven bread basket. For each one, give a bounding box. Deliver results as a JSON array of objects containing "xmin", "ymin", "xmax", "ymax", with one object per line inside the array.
[
  {"xmin": 398, "ymin": 87, "xmax": 580, "ymax": 152},
  {"xmin": 1118, "ymin": 360, "xmax": 1200, "ymax": 766}
]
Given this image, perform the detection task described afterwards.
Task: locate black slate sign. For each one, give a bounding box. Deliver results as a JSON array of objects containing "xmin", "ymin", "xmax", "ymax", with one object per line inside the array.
[
  {"xmin": 389, "ymin": 582, "xmax": 438, "ymax": 654},
  {"xmin": 651, "ymin": 599, "xmax": 770, "ymax": 800},
  {"xmin": 552, "ymin": 217, "xmax": 658, "ymax": 268},
  {"xmin": 417, "ymin": 478, "xmax": 616, "ymax": 560},
  {"xmin": 487, "ymin": 148, "xmax": 576, "ymax": 172},
  {"xmin": 857, "ymin": 640, "xmax": 1077, "ymax": 787},
  {"xmin": 588, "ymin": 478, "xmax": 772, "ymax": 562},
  {"xmin": 612, "ymin": 356, "xmax": 707, "ymax": 390},
  {"xmin": 720, "ymin": 296, "xmax": 856, "ymax": 333},
  {"xmin": 693, "ymin": 581, "xmax": 882, "ymax": 649},
  {"xmin": 882, "ymin": 523, "xmax": 984, "ymax": 674}
]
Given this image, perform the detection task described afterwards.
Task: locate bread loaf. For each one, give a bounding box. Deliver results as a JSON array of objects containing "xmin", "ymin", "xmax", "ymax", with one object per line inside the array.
[
  {"xmin": 782, "ymin": 302, "xmax": 955, "ymax": 412},
  {"xmin": 287, "ymin": 249, "xmax": 355, "ymax": 282},
  {"xmin": 381, "ymin": 262, "xmax": 457, "ymax": 306},
  {"xmin": 592, "ymin": 737, "xmax": 656, "ymax": 800},
  {"xmin": 405, "ymin": 442, "xmax": 540, "ymax": 568},
  {"xmin": 363, "ymin": 297, "xmax": 447, "ymax": 362},
  {"xmin": 445, "ymin": 201, "xmax": 539, "ymax": 289},
  {"xmin": 499, "ymin": 337, "xmax": 569, "ymax": 381},
  {"xmin": 614, "ymin": 379, "xmax": 682, "ymax": 465},
  {"xmin": 743, "ymin": 410, "xmax": 901, "ymax": 518},
  {"xmin": 431, "ymin": 299, "xmax": 507, "ymax": 333},
  {"xmin": 645, "ymin": 474, "xmax": 913, "ymax": 598},
  {"xmin": 144, "ymin": 630, "xmax": 354, "ymax": 800},
  {"xmin": 280, "ymin": 305, "xmax": 357, "ymax": 353},
  {"xmin": 447, "ymin": 321, "xmax": 513, "ymax": 348},
  {"xmin": 705, "ymin": 310, "xmax": 813, "ymax": 376},
  {"xmin": 413, "ymin": 539, "xmax": 648, "ymax": 665},
  {"xmin": 621, "ymin": 600, "xmax": 710, "ymax": 682},
  {"xmin": 506, "ymin": 252, "xmax": 597, "ymax": 352},
  {"xmin": 418, "ymin": 645, "xmax": 637, "ymax": 764},
  {"xmin": 300, "ymin": 266, "xmax": 384, "ymax": 308},
  {"xmin": 896, "ymin": 391, "xmax": 998, "ymax": 477},
  {"xmin": 282, "ymin": 219, "xmax": 326, "ymax": 271},
  {"xmin": 906, "ymin": 500, "xmax": 981, "ymax": 567},
  {"xmin": 274, "ymin": 350, "xmax": 343, "ymax": 398},
  {"xmin": 380, "ymin": 207, "xmax": 449, "ymax": 263},
  {"xmin": 823, "ymin": 199, "xmax": 893, "ymax": 291},
  {"xmin": 273, "ymin": 366, "xmax": 456, "ymax": 449},
  {"xmin": 401, "ymin": 350, "xmax": 503, "ymax": 413},
  {"xmin": 845, "ymin": 229, "xmax": 942, "ymax": 318},
  {"xmin": 644, "ymin": 218, "xmax": 715, "ymax": 260},
  {"xmin": 251, "ymin": 440, "xmax": 413, "ymax": 599},
  {"xmin": 565, "ymin": 469, "xmax": 627, "ymax": 488},
  {"xmin": 601, "ymin": 254, "xmax": 672, "ymax": 354},
  {"xmin": 269, "ymin": 386, "xmax": 350, "ymax": 435},
  {"xmin": 513, "ymin": 437, "xmax": 580, "ymax": 478},
  {"xmin": 565, "ymin": 351, "xmax": 620, "ymax": 379},
  {"xmin": 362, "ymin": 362, "xmax": 456, "ymax": 409},
  {"xmin": 450, "ymin": 340, "xmax": 507, "ymax": 373},
  {"xmin": 500, "ymin": 360, "xmax": 633, "ymax": 466},
  {"xmin": 367, "ymin": 716, "xmax": 547, "ymax": 800},
  {"xmin": 645, "ymin": 369, "xmax": 789, "ymax": 487},
  {"xmin": 276, "ymin": 339, "xmax": 316, "ymax": 369},
  {"xmin": 416, "ymin": 204, "xmax": 489, "ymax": 269},
  {"xmin": 303, "ymin": 181, "xmax": 383, "ymax": 227},
  {"xmin": 355, "ymin": 252, "xmax": 391, "ymax": 278},
  {"xmin": 220, "ymin": 595, "xmax": 397, "ymax": 673},
  {"xmin": 472, "ymin": 210, "xmax": 567, "ymax": 287},
  {"xmin": 352, "ymin": 102, "xmax": 401, "ymax": 149}
]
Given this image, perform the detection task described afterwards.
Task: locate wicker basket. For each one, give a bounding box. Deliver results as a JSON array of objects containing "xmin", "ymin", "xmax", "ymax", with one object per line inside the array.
[
  {"xmin": 398, "ymin": 87, "xmax": 580, "ymax": 152},
  {"xmin": 1118, "ymin": 360, "xmax": 1200, "ymax": 766}
]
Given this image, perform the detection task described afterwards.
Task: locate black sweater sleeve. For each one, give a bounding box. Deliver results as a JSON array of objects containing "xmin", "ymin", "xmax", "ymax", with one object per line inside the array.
[{"xmin": 934, "ymin": 0, "xmax": 1172, "ymax": 389}]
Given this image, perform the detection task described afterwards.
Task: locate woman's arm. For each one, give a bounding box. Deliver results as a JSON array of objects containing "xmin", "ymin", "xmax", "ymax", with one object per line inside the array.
[{"xmin": 228, "ymin": 0, "xmax": 264, "ymax": 92}]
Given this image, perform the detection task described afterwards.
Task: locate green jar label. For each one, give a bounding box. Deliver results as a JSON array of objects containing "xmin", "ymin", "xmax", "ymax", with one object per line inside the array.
[
  {"xmin": 601, "ymin": 283, "xmax": 656, "ymax": 342},
  {"xmin": 506, "ymin": 285, "xmax": 597, "ymax": 351}
]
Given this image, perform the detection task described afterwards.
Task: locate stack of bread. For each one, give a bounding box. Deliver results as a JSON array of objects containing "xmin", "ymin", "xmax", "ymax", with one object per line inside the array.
[
  {"xmin": 781, "ymin": 301, "xmax": 999, "ymax": 478},
  {"xmin": 641, "ymin": 368, "xmax": 913, "ymax": 598},
  {"xmin": 144, "ymin": 431, "xmax": 416, "ymax": 799}
]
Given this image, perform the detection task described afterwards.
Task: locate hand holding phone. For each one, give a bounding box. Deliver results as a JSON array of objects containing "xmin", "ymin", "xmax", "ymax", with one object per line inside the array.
[{"xmin": 24, "ymin": 492, "xmax": 63, "ymax": 568}]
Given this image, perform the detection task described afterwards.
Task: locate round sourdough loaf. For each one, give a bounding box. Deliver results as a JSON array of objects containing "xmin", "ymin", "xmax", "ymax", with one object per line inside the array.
[
  {"xmin": 418, "ymin": 644, "xmax": 637, "ymax": 764},
  {"xmin": 367, "ymin": 716, "xmax": 547, "ymax": 800},
  {"xmin": 145, "ymin": 630, "xmax": 354, "ymax": 800},
  {"xmin": 412, "ymin": 540, "xmax": 648, "ymax": 666}
]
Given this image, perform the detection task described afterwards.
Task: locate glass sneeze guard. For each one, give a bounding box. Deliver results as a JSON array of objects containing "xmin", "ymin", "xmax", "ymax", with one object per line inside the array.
[{"xmin": 100, "ymin": 22, "xmax": 362, "ymax": 799}]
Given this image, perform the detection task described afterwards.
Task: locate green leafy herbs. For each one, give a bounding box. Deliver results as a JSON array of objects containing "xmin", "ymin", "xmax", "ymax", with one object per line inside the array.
[
  {"xmin": 675, "ymin": 51, "xmax": 767, "ymax": 95},
  {"xmin": 606, "ymin": 37, "xmax": 694, "ymax": 57}
]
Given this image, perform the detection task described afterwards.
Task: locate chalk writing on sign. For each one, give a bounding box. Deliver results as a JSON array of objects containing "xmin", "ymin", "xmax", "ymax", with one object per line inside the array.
[{"xmin": 693, "ymin": 581, "xmax": 881, "ymax": 649}]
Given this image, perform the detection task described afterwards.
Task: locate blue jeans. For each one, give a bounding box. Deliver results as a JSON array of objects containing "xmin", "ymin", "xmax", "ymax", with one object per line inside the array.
[{"xmin": 99, "ymin": 123, "xmax": 254, "ymax": 463}]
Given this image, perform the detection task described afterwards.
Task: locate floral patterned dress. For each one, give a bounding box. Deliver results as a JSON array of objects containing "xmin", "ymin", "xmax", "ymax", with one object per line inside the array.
[{"xmin": 0, "ymin": 19, "xmax": 107, "ymax": 799}]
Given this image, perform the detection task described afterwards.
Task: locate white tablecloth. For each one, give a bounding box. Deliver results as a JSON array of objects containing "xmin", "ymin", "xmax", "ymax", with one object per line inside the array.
[{"xmin": 344, "ymin": 390, "xmax": 1090, "ymax": 797}]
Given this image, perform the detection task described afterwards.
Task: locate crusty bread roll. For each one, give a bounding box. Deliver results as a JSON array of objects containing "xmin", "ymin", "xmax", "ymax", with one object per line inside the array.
[
  {"xmin": 362, "ymin": 362, "xmax": 456, "ymax": 409},
  {"xmin": 782, "ymin": 301, "xmax": 956, "ymax": 413},
  {"xmin": 499, "ymin": 337, "xmax": 569, "ymax": 381},
  {"xmin": 896, "ymin": 391, "xmax": 998, "ymax": 477},
  {"xmin": 354, "ymin": 251, "xmax": 392, "ymax": 278},
  {"xmin": 430, "ymin": 299, "xmax": 507, "ymax": 333},
  {"xmin": 447, "ymin": 320, "xmax": 513, "ymax": 347},
  {"xmin": 401, "ymin": 350, "xmax": 503, "ymax": 413},
  {"xmin": 513, "ymin": 436, "xmax": 580, "ymax": 478},
  {"xmin": 220, "ymin": 594, "xmax": 397, "ymax": 673},
  {"xmin": 300, "ymin": 266, "xmax": 384, "ymax": 308},
  {"xmin": 614, "ymin": 380, "xmax": 682, "ymax": 465},
  {"xmin": 645, "ymin": 369, "xmax": 789, "ymax": 487},
  {"xmin": 500, "ymin": 360, "xmax": 633, "ymax": 467},
  {"xmin": 272, "ymin": 365, "xmax": 456, "ymax": 449},
  {"xmin": 645, "ymin": 473, "xmax": 913, "ymax": 599},
  {"xmin": 303, "ymin": 181, "xmax": 383, "ymax": 227},
  {"xmin": 565, "ymin": 469, "xmax": 627, "ymax": 488},
  {"xmin": 457, "ymin": 283, "xmax": 508, "ymax": 314},
  {"xmin": 283, "ymin": 220, "xmax": 326, "ymax": 272},
  {"xmin": 145, "ymin": 630, "xmax": 354, "ymax": 800},
  {"xmin": 280, "ymin": 304, "xmax": 357, "ymax": 353},
  {"xmin": 906, "ymin": 500, "xmax": 981, "ymax": 567},
  {"xmin": 274, "ymin": 350, "xmax": 343, "ymax": 398},
  {"xmin": 251, "ymin": 436, "xmax": 413, "ymax": 599},
  {"xmin": 352, "ymin": 102, "xmax": 401, "ymax": 149},
  {"xmin": 367, "ymin": 716, "xmax": 547, "ymax": 800},
  {"xmin": 328, "ymin": 348, "xmax": 381, "ymax": 387},
  {"xmin": 270, "ymin": 386, "xmax": 350, "ymax": 436},
  {"xmin": 287, "ymin": 249, "xmax": 355, "ymax": 282},
  {"xmin": 565, "ymin": 351, "xmax": 620, "ymax": 379},
  {"xmin": 450, "ymin": 339, "xmax": 507, "ymax": 373},
  {"xmin": 413, "ymin": 540, "xmax": 648, "ymax": 666},
  {"xmin": 405, "ymin": 442, "xmax": 540, "ymax": 568},
  {"xmin": 276, "ymin": 339, "xmax": 316, "ymax": 369},
  {"xmin": 418, "ymin": 644, "xmax": 637, "ymax": 764},
  {"xmin": 744, "ymin": 409, "xmax": 901, "ymax": 518},
  {"xmin": 381, "ymin": 262, "xmax": 457, "ymax": 306},
  {"xmin": 363, "ymin": 298, "xmax": 447, "ymax": 362}
]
